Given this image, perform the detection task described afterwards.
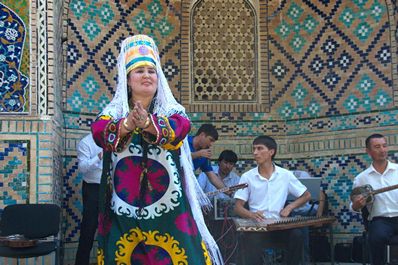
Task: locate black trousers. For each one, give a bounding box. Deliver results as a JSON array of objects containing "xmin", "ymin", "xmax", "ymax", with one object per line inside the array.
[
  {"xmin": 75, "ymin": 181, "xmax": 100, "ymax": 265},
  {"xmin": 368, "ymin": 216, "xmax": 398, "ymax": 265},
  {"xmin": 238, "ymin": 228, "xmax": 304, "ymax": 265}
]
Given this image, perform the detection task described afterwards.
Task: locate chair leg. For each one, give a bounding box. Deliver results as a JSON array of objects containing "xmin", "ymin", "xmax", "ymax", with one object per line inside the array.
[
  {"xmin": 56, "ymin": 246, "xmax": 61, "ymax": 265},
  {"xmin": 386, "ymin": 245, "xmax": 390, "ymax": 264},
  {"xmin": 362, "ymin": 235, "xmax": 367, "ymax": 265}
]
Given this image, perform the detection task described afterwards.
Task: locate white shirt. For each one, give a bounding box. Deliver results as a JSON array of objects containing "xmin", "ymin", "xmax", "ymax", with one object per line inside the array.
[
  {"xmin": 352, "ymin": 161, "xmax": 398, "ymax": 219},
  {"xmin": 234, "ymin": 165, "xmax": 307, "ymax": 218},
  {"xmin": 197, "ymin": 165, "xmax": 240, "ymax": 200},
  {"xmin": 77, "ymin": 134, "xmax": 103, "ymax": 184}
]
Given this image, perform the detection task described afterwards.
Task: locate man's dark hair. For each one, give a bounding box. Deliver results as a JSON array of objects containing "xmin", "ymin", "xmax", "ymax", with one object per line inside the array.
[
  {"xmin": 253, "ymin": 135, "xmax": 277, "ymax": 159},
  {"xmin": 365, "ymin": 133, "xmax": 385, "ymax": 149},
  {"xmin": 195, "ymin": 123, "xmax": 218, "ymax": 140},
  {"xmin": 218, "ymin": 150, "xmax": 238, "ymax": 163}
]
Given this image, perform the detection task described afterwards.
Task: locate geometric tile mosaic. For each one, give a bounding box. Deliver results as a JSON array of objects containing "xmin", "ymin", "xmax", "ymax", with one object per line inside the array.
[
  {"xmin": 0, "ymin": 123, "xmax": 57, "ymax": 206},
  {"xmin": 269, "ymin": 0, "xmax": 396, "ymax": 119},
  {"xmin": 188, "ymin": 109, "xmax": 398, "ymax": 139},
  {"xmin": 66, "ymin": 108, "xmax": 398, "ymax": 140},
  {"xmin": 0, "ymin": 1, "xmax": 396, "ymax": 264},
  {"xmin": 0, "ymin": 140, "xmax": 30, "ymax": 208},
  {"xmin": 63, "ymin": 156, "xmax": 83, "ymax": 242},
  {"xmin": 66, "ymin": 0, "xmax": 181, "ymax": 115}
]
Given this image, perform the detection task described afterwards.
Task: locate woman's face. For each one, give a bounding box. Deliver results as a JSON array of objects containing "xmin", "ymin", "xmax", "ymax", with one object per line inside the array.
[{"xmin": 127, "ymin": 66, "xmax": 158, "ymax": 99}]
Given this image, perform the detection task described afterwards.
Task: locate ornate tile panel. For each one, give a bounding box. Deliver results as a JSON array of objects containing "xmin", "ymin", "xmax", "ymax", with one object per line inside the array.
[{"xmin": 0, "ymin": 2, "xmax": 29, "ymax": 113}]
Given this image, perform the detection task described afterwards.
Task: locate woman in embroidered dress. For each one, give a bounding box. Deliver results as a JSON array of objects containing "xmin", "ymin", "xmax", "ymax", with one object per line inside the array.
[{"xmin": 91, "ymin": 35, "xmax": 222, "ymax": 265}]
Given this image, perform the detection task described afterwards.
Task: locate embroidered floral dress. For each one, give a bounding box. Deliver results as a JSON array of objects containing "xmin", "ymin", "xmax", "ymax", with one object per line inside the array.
[{"xmin": 92, "ymin": 114, "xmax": 211, "ymax": 265}]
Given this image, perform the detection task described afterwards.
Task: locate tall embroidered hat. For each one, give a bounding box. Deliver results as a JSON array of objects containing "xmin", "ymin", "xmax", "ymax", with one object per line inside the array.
[{"xmin": 124, "ymin": 35, "xmax": 157, "ymax": 73}]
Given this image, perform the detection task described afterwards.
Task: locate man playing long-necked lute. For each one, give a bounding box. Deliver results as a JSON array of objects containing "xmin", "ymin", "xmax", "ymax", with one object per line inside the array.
[{"xmin": 350, "ymin": 133, "xmax": 398, "ymax": 265}]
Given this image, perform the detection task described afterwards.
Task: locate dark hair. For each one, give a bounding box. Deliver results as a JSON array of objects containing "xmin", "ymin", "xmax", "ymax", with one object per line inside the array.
[
  {"xmin": 195, "ymin": 123, "xmax": 218, "ymax": 140},
  {"xmin": 218, "ymin": 150, "xmax": 238, "ymax": 163},
  {"xmin": 253, "ymin": 135, "xmax": 277, "ymax": 159},
  {"xmin": 365, "ymin": 133, "xmax": 385, "ymax": 148}
]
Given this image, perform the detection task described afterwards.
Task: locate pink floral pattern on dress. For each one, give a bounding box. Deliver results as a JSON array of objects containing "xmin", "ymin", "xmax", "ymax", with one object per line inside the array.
[
  {"xmin": 114, "ymin": 157, "xmax": 170, "ymax": 207},
  {"xmin": 132, "ymin": 243, "xmax": 172, "ymax": 265},
  {"xmin": 175, "ymin": 212, "xmax": 198, "ymax": 236},
  {"xmin": 97, "ymin": 213, "xmax": 112, "ymax": 236}
]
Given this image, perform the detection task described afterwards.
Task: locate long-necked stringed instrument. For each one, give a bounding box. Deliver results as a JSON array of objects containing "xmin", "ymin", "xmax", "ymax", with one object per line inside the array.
[
  {"xmin": 350, "ymin": 184, "xmax": 398, "ymax": 204},
  {"xmin": 205, "ymin": 183, "xmax": 248, "ymax": 197}
]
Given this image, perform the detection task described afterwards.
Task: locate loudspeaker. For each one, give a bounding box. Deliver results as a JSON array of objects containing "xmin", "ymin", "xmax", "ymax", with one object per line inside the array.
[
  {"xmin": 309, "ymin": 235, "xmax": 330, "ymax": 262},
  {"xmin": 334, "ymin": 243, "xmax": 352, "ymax": 262},
  {"xmin": 352, "ymin": 235, "xmax": 369, "ymax": 263}
]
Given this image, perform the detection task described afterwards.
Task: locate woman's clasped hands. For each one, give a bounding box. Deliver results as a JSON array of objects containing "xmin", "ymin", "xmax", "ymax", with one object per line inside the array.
[{"xmin": 123, "ymin": 101, "xmax": 151, "ymax": 133}]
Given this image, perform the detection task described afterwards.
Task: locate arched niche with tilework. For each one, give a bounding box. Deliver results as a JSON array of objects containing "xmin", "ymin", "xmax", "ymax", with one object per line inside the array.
[{"xmin": 181, "ymin": 0, "xmax": 270, "ymax": 113}]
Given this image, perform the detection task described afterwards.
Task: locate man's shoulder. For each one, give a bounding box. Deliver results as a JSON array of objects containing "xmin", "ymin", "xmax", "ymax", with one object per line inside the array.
[
  {"xmin": 187, "ymin": 135, "xmax": 194, "ymax": 144},
  {"xmin": 356, "ymin": 166, "xmax": 373, "ymax": 179},
  {"xmin": 241, "ymin": 167, "xmax": 258, "ymax": 178},
  {"xmin": 388, "ymin": 161, "xmax": 398, "ymax": 170},
  {"xmin": 78, "ymin": 134, "xmax": 92, "ymax": 148},
  {"xmin": 275, "ymin": 165, "xmax": 294, "ymax": 176}
]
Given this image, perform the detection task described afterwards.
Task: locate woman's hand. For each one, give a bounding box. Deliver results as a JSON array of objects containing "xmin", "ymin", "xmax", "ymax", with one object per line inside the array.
[
  {"xmin": 122, "ymin": 113, "xmax": 136, "ymax": 134},
  {"xmin": 132, "ymin": 101, "xmax": 151, "ymax": 129}
]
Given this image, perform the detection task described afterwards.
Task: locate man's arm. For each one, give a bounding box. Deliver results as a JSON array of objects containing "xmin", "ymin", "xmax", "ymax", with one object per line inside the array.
[
  {"xmin": 316, "ymin": 191, "xmax": 326, "ymax": 217},
  {"xmin": 281, "ymin": 190, "xmax": 311, "ymax": 217},
  {"xmin": 351, "ymin": 194, "xmax": 366, "ymax": 212},
  {"xmin": 197, "ymin": 172, "xmax": 209, "ymax": 192},
  {"xmin": 350, "ymin": 176, "xmax": 366, "ymax": 212},
  {"xmin": 77, "ymin": 139, "xmax": 102, "ymax": 174},
  {"xmin": 191, "ymin": 148, "xmax": 212, "ymax": 160},
  {"xmin": 234, "ymin": 199, "xmax": 264, "ymax": 221},
  {"xmin": 205, "ymin": 171, "xmax": 225, "ymax": 190}
]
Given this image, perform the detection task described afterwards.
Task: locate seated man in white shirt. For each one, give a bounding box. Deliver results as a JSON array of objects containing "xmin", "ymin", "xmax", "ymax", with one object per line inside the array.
[
  {"xmin": 234, "ymin": 135, "xmax": 311, "ymax": 265},
  {"xmin": 350, "ymin": 133, "xmax": 398, "ymax": 265},
  {"xmin": 197, "ymin": 149, "xmax": 240, "ymax": 200}
]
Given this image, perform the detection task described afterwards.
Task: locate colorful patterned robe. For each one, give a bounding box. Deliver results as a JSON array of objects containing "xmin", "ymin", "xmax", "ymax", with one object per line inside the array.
[{"xmin": 92, "ymin": 114, "xmax": 211, "ymax": 265}]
